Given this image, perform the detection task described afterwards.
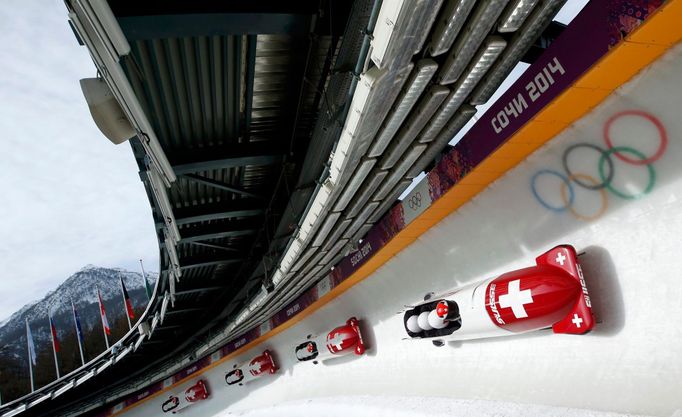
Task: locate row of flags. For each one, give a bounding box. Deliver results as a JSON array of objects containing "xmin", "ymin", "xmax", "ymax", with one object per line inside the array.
[{"xmin": 24, "ymin": 275, "xmax": 143, "ymax": 391}]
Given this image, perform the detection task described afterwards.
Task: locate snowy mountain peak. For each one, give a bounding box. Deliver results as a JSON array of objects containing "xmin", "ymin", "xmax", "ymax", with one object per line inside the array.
[{"xmin": 0, "ymin": 266, "xmax": 158, "ymax": 348}]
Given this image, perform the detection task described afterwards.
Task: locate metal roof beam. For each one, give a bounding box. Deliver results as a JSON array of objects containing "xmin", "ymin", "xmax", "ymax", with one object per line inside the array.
[
  {"xmin": 154, "ymin": 325, "xmax": 183, "ymax": 331},
  {"xmin": 165, "ymin": 308, "xmax": 203, "ymax": 316},
  {"xmin": 179, "ymin": 219, "xmax": 260, "ymax": 243},
  {"xmin": 171, "ymin": 143, "xmax": 285, "ymax": 174},
  {"xmin": 181, "ymin": 174, "xmax": 264, "ymax": 199},
  {"xmin": 178, "ymin": 251, "xmax": 243, "ymax": 266},
  {"xmin": 156, "ymin": 199, "xmax": 264, "ymax": 228},
  {"xmin": 179, "ymin": 256, "xmax": 243, "ymax": 270},
  {"xmin": 117, "ymin": 13, "xmax": 312, "ymax": 41},
  {"xmin": 186, "ymin": 241, "xmax": 243, "ymax": 253},
  {"xmin": 158, "ymin": 287, "xmax": 223, "ymax": 300}
]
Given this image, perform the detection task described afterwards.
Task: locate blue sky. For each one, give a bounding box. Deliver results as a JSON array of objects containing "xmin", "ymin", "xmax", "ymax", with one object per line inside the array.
[{"xmin": 0, "ymin": 0, "xmax": 159, "ymax": 321}]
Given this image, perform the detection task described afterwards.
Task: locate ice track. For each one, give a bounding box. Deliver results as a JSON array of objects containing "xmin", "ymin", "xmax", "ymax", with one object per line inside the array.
[{"xmin": 121, "ymin": 44, "xmax": 682, "ymax": 417}]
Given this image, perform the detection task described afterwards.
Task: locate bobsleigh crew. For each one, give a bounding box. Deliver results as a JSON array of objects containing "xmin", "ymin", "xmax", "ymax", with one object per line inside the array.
[{"xmin": 163, "ymin": 245, "xmax": 594, "ymax": 412}]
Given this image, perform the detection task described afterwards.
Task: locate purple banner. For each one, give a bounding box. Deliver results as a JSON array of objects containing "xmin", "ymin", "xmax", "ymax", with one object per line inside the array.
[
  {"xmin": 460, "ymin": 0, "xmax": 662, "ymax": 167},
  {"xmin": 270, "ymin": 286, "xmax": 319, "ymax": 328}
]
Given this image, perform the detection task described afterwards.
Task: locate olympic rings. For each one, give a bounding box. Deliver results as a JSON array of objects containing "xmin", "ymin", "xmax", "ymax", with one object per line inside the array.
[
  {"xmin": 407, "ymin": 192, "xmax": 422, "ymax": 210},
  {"xmin": 562, "ymin": 143, "xmax": 614, "ymax": 190},
  {"xmin": 599, "ymin": 146, "xmax": 656, "ymax": 199},
  {"xmin": 603, "ymin": 110, "xmax": 668, "ymax": 165},
  {"xmin": 531, "ymin": 170, "xmax": 574, "ymax": 212},
  {"xmin": 560, "ymin": 174, "xmax": 609, "ymax": 221},
  {"xmin": 530, "ymin": 109, "xmax": 666, "ymax": 220}
]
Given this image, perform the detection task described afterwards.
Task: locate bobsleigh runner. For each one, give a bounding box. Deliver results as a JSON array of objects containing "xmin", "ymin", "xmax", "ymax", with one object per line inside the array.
[
  {"xmin": 295, "ymin": 317, "xmax": 366, "ymax": 364},
  {"xmin": 224, "ymin": 349, "xmax": 278, "ymax": 386},
  {"xmin": 161, "ymin": 379, "xmax": 209, "ymax": 413},
  {"xmin": 403, "ymin": 245, "xmax": 594, "ymax": 345}
]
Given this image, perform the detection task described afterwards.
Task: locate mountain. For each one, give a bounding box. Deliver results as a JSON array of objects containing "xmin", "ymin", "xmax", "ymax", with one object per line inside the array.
[{"xmin": 0, "ymin": 265, "xmax": 158, "ymax": 360}]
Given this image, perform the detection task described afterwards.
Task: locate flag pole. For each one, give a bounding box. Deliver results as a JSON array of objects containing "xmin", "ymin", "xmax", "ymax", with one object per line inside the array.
[
  {"xmin": 25, "ymin": 319, "xmax": 34, "ymax": 392},
  {"xmin": 48, "ymin": 314, "xmax": 60, "ymax": 379},
  {"xmin": 71, "ymin": 300, "xmax": 85, "ymax": 366},
  {"xmin": 140, "ymin": 259, "xmax": 151, "ymax": 301},
  {"xmin": 97, "ymin": 286, "xmax": 110, "ymax": 349},
  {"xmin": 120, "ymin": 278, "xmax": 132, "ymax": 330}
]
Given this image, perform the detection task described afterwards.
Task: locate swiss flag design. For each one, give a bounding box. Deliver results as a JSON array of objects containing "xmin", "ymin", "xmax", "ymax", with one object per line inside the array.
[
  {"xmin": 485, "ymin": 266, "xmax": 581, "ymax": 333},
  {"xmin": 325, "ymin": 326, "xmax": 357, "ymax": 354},
  {"xmin": 249, "ymin": 351, "xmax": 276, "ymax": 376}
]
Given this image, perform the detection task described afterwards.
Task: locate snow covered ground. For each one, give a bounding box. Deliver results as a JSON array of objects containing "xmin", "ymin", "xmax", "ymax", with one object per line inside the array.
[
  {"xmin": 121, "ymin": 44, "xmax": 682, "ymax": 417},
  {"xmin": 217, "ymin": 396, "xmax": 654, "ymax": 417}
]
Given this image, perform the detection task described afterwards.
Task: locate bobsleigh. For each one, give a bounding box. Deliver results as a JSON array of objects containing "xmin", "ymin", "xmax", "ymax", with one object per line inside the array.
[
  {"xmin": 295, "ymin": 317, "xmax": 365, "ymax": 364},
  {"xmin": 161, "ymin": 379, "xmax": 209, "ymax": 413},
  {"xmin": 224, "ymin": 349, "xmax": 277, "ymax": 386},
  {"xmin": 403, "ymin": 245, "xmax": 594, "ymax": 344}
]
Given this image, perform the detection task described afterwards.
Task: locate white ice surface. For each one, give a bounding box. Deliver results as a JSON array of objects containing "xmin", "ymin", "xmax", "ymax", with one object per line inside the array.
[
  {"xmin": 216, "ymin": 396, "xmax": 652, "ymax": 417},
  {"xmin": 121, "ymin": 45, "xmax": 682, "ymax": 417}
]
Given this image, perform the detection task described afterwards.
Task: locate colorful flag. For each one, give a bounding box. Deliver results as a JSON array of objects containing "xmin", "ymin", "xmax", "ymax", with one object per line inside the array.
[
  {"xmin": 120, "ymin": 278, "xmax": 135, "ymax": 320},
  {"xmin": 72, "ymin": 301, "xmax": 86, "ymax": 365},
  {"xmin": 140, "ymin": 259, "xmax": 152, "ymax": 300},
  {"xmin": 72, "ymin": 302, "xmax": 85, "ymax": 346},
  {"xmin": 25, "ymin": 319, "xmax": 37, "ymax": 366},
  {"xmin": 49, "ymin": 314, "xmax": 60, "ymax": 353},
  {"xmin": 98, "ymin": 288, "xmax": 111, "ymax": 335}
]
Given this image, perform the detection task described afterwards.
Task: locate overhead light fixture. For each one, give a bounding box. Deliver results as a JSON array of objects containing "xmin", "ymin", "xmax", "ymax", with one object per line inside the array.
[
  {"xmin": 311, "ymin": 212, "xmax": 342, "ymax": 248},
  {"xmin": 449, "ymin": 36, "xmax": 507, "ymax": 104},
  {"xmin": 437, "ymin": 0, "xmax": 510, "ymax": 84},
  {"xmin": 333, "ymin": 158, "xmax": 378, "ymax": 212},
  {"xmin": 329, "ymin": 66, "xmax": 386, "ymax": 186},
  {"xmin": 351, "ymin": 64, "xmax": 413, "ymax": 166},
  {"xmin": 374, "ymin": 144, "xmax": 427, "ymax": 201},
  {"xmin": 409, "ymin": 106, "xmax": 477, "ymax": 178},
  {"xmin": 345, "ymin": 170, "xmax": 389, "ymax": 219},
  {"xmin": 368, "ymin": 59, "xmax": 438, "ymax": 157},
  {"xmin": 470, "ymin": 0, "xmax": 566, "ymax": 104},
  {"xmin": 414, "ymin": 0, "xmax": 445, "ymax": 54},
  {"xmin": 371, "ymin": 0, "xmax": 432, "ymax": 69},
  {"xmin": 428, "ymin": 0, "xmax": 477, "ymax": 56},
  {"xmin": 498, "ymin": 0, "xmax": 540, "ymax": 32},
  {"xmin": 380, "ymin": 85, "xmax": 450, "ymax": 169},
  {"xmin": 279, "ymin": 235, "xmax": 303, "ymax": 273},
  {"xmin": 371, "ymin": 0, "xmax": 406, "ymax": 68},
  {"xmin": 421, "ymin": 37, "xmax": 506, "ymax": 143}
]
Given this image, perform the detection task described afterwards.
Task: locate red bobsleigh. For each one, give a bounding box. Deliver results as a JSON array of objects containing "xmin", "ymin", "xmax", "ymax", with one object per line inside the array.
[
  {"xmin": 161, "ymin": 379, "xmax": 209, "ymax": 413},
  {"xmin": 403, "ymin": 245, "xmax": 594, "ymax": 344},
  {"xmin": 225, "ymin": 349, "xmax": 277, "ymax": 386},
  {"xmin": 295, "ymin": 317, "xmax": 365, "ymax": 364}
]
